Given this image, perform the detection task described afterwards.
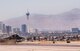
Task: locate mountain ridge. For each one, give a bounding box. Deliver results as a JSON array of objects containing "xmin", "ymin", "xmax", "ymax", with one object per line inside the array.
[{"xmin": 3, "ymin": 8, "xmax": 80, "ymax": 31}]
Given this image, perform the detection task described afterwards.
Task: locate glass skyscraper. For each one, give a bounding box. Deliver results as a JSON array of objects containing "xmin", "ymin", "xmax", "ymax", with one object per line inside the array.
[{"xmin": 21, "ymin": 24, "xmax": 27, "ymax": 33}]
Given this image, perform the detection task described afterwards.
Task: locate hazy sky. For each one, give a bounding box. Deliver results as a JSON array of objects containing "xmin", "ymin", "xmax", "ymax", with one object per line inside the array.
[{"xmin": 0, "ymin": 0, "xmax": 80, "ymax": 21}]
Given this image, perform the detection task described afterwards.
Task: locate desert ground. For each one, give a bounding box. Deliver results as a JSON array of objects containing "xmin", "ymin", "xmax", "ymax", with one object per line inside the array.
[
  {"xmin": 0, "ymin": 45, "xmax": 80, "ymax": 51},
  {"xmin": 0, "ymin": 41, "xmax": 80, "ymax": 51}
]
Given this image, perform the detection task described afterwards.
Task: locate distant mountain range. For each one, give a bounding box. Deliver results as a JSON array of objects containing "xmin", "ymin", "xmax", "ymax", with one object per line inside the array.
[{"xmin": 3, "ymin": 8, "xmax": 80, "ymax": 31}]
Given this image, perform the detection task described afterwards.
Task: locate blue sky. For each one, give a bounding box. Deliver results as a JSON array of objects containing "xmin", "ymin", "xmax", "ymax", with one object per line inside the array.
[{"xmin": 0, "ymin": 0, "xmax": 80, "ymax": 21}]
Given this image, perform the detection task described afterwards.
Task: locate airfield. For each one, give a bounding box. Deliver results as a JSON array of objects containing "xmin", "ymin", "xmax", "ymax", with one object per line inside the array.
[{"xmin": 0, "ymin": 41, "xmax": 80, "ymax": 51}]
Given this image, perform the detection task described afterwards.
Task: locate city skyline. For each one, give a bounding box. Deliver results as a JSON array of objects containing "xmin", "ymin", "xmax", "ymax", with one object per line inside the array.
[
  {"xmin": 1, "ymin": 21, "xmax": 80, "ymax": 32},
  {"xmin": 0, "ymin": 0, "xmax": 80, "ymax": 20},
  {"xmin": 0, "ymin": 22, "xmax": 28, "ymax": 34}
]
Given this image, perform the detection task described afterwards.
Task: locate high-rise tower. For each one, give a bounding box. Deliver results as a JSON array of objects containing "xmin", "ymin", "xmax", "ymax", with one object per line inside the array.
[
  {"xmin": 21, "ymin": 24, "xmax": 27, "ymax": 33},
  {"xmin": 26, "ymin": 10, "xmax": 30, "ymax": 33}
]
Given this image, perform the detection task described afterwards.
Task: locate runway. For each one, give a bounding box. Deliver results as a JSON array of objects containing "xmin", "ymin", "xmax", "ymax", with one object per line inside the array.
[
  {"xmin": 2, "ymin": 44, "xmax": 80, "ymax": 47},
  {"xmin": 0, "ymin": 44, "xmax": 80, "ymax": 51},
  {"xmin": 0, "ymin": 41, "xmax": 80, "ymax": 51}
]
